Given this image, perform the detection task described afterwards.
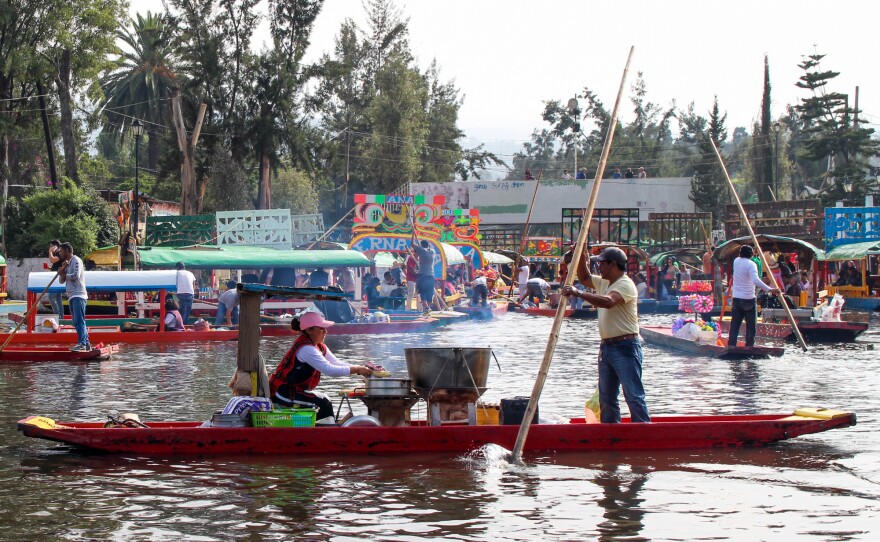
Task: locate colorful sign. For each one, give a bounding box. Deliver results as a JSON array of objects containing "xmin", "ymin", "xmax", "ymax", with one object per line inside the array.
[
  {"xmin": 348, "ymin": 233, "xmax": 450, "ymax": 279},
  {"xmin": 352, "ymin": 194, "xmax": 481, "ymax": 244},
  {"xmin": 522, "ymin": 237, "xmax": 562, "ymax": 261}
]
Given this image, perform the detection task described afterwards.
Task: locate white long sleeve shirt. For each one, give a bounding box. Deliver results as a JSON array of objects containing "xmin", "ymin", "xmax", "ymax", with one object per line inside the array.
[
  {"xmin": 297, "ymin": 344, "xmax": 352, "ymax": 377},
  {"xmin": 732, "ymin": 257, "xmax": 774, "ymax": 300}
]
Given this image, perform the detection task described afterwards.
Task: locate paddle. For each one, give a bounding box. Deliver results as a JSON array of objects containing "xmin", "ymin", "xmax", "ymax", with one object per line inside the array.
[
  {"xmin": 510, "ymin": 46, "xmax": 635, "ymax": 463},
  {"xmin": 709, "ymin": 139, "xmax": 808, "ymax": 352},
  {"xmin": 0, "ymin": 273, "xmax": 60, "ymax": 352}
]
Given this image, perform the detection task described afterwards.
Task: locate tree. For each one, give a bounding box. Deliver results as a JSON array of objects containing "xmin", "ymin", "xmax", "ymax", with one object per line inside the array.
[
  {"xmin": 752, "ymin": 55, "xmax": 774, "ymax": 201},
  {"xmin": 4, "ymin": 180, "xmax": 118, "ymax": 258},
  {"xmin": 272, "ymin": 167, "xmax": 319, "ymax": 214},
  {"xmin": 202, "ymin": 142, "xmax": 253, "ymax": 212},
  {"xmin": 360, "ymin": 53, "xmax": 428, "ymax": 193},
  {"xmin": 689, "ymin": 97, "xmax": 729, "ymax": 226},
  {"xmin": 794, "ymin": 52, "xmax": 880, "ymax": 205},
  {"xmin": 41, "ymin": 0, "xmax": 125, "ymax": 184},
  {"xmin": 99, "ymin": 11, "xmax": 178, "ymax": 172}
]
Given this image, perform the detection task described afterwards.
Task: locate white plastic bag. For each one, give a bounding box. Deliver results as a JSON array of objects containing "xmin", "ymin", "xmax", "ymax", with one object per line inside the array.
[
  {"xmin": 673, "ymin": 322, "xmax": 702, "ymax": 341},
  {"xmin": 821, "ymin": 293, "xmax": 845, "ymax": 322}
]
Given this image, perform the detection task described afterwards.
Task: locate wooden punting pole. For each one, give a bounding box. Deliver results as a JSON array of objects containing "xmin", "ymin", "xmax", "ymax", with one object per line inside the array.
[
  {"xmin": 709, "ymin": 139, "xmax": 808, "ymax": 352},
  {"xmin": 510, "ymin": 46, "xmax": 635, "ymax": 463}
]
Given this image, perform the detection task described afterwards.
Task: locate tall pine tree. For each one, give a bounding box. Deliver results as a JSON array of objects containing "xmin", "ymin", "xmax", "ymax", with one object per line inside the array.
[
  {"xmin": 689, "ymin": 96, "xmax": 729, "ymax": 226},
  {"xmin": 795, "ymin": 53, "xmax": 880, "ymax": 205},
  {"xmin": 752, "ymin": 55, "xmax": 775, "ymax": 201}
]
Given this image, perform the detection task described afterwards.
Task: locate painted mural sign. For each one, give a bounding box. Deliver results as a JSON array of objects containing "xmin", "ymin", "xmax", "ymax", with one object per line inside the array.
[
  {"xmin": 352, "ymin": 193, "xmax": 481, "ymax": 244},
  {"xmin": 522, "ymin": 236, "xmax": 563, "ymax": 262}
]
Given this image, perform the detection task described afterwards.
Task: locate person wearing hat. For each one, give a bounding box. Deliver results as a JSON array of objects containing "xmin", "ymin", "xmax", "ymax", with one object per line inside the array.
[
  {"xmin": 269, "ymin": 311, "xmax": 372, "ymax": 420},
  {"xmin": 561, "ymin": 247, "xmax": 650, "ymax": 424},
  {"xmin": 729, "ymin": 245, "xmax": 780, "ymax": 348}
]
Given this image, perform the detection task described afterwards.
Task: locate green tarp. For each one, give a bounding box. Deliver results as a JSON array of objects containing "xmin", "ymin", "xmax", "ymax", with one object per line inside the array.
[
  {"xmin": 824, "ymin": 241, "xmax": 880, "ymax": 261},
  {"xmin": 138, "ymin": 245, "xmax": 371, "ymax": 270}
]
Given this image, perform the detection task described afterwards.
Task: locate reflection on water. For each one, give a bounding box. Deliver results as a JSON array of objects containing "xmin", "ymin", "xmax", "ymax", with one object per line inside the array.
[{"xmin": 1, "ymin": 312, "xmax": 880, "ymax": 540}]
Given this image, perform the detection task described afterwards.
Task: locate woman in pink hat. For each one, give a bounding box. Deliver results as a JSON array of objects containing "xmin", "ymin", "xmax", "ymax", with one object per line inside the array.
[{"xmin": 269, "ymin": 311, "xmax": 372, "ymax": 420}]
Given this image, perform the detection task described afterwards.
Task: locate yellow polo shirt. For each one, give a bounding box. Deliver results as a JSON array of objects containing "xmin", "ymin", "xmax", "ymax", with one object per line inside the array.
[{"xmin": 593, "ymin": 274, "xmax": 639, "ymax": 339}]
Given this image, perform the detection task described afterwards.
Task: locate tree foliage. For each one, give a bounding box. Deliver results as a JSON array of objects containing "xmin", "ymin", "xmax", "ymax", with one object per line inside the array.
[
  {"xmin": 689, "ymin": 97, "xmax": 729, "ymax": 226},
  {"xmin": 4, "ymin": 181, "xmax": 118, "ymax": 258},
  {"xmin": 794, "ymin": 53, "xmax": 880, "ymax": 206}
]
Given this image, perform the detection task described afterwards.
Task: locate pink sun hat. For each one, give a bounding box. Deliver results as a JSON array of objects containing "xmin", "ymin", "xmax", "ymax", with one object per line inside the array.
[{"xmin": 299, "ymin": 311, "xmax": 335, "ymax": 329}]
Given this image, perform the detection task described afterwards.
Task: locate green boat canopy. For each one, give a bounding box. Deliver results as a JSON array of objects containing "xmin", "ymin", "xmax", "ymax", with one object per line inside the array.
[
  {"xmin": 713, "ymin": 234, "xmax": 825, "ymax": 264},
  {"xmin": 823, "ymin": 241, "xmax": 880, "ymax": 261},
  {"xmin": 0, "ymin": 254, "xmax": 5, "ymax": 265},
  {"xmin": 138, "ymin": 245, "xmax": 371, "ymax": 270}
]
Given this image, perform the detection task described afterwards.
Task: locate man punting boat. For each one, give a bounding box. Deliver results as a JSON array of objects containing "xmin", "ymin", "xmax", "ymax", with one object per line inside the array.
[{"xmin": 269, "ymin": 311, "xmax": 372, "ymax": 420}]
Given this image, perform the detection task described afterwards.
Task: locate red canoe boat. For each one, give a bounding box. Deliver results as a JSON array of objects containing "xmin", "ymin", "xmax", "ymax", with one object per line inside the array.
[
  {"xmin": 716, "ymin": 318, "xmax": 869, "ymax": 343},
  {"xmin": 639, "ymin": 325, "xmax": 785, "ymax": 359},
  {"xmin": 0, "ymin": 344, "xmax": 118, "ymax": 363},
  {"xmin": 17, "ymin": 408, "xmax": 855, "ymax": 455},
  {"xmin": 0, "ymin": 318, "xmax": 439, "ymax": 346}
]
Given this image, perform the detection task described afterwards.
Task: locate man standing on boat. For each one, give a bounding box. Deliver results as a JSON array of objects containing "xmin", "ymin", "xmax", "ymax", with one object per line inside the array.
[
  {"xmin": 412, "ymin": 235, "xmax": 436, "ymax": 314},
  {"xmin": 57, "ymin": 242, "xmax": 90, "ymax": 352},
  {"xmin": 729, "ymin": 245, "xmax": 780, "ymax": 347},
  {"xmin": 175, "ymin": 262, "xmax": 197, "ymax": 325},
  {"xmin": 561, "ymin": 247, "xmax": 649, "ymax": 424},
  {"xmin": 47, "ymin": 240, "xmax": 64, "ymax": 318}
]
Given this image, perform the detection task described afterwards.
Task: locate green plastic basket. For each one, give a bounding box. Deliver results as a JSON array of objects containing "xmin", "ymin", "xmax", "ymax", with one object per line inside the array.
[{"xmin": 250, "ymin": 408, "xmax": 317, "ymax": 428}]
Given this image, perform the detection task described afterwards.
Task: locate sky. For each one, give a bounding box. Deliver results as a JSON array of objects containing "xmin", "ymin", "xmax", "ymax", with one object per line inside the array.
[{"xmin": 132, "ymin": 0, "xmax": 880, "ymax": 161}]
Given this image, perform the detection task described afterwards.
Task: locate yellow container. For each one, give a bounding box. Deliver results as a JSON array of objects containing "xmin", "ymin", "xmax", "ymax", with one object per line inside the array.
[{"xmin": 476, "ymin": 403, "xmax": 500, "ymax": 425}]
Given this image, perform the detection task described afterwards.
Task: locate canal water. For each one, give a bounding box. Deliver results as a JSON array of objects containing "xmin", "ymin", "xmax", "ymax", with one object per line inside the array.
[{"xmin": 1, "ymin": 312, "xmax": 878, "ymax": 540}]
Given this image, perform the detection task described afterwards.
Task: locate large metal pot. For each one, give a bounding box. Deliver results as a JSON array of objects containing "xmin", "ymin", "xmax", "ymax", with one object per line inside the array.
[
  {"xmin": 404, "ymin": 347, "xmax": 491, "ymax": 392},
  {"xmin": 364, "ymin": 378, "xmax": 413, "ymax": 397}
]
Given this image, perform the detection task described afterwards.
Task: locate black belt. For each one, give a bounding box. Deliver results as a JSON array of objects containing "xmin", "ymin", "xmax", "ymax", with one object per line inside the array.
[{"xmin": 601, "ymin": 333, "xmax": 639, "ymax": 345}]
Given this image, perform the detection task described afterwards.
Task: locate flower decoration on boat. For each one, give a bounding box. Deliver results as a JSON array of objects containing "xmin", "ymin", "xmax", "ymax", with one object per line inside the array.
[
  {"xmin": 678, "ymin": 294, "xmax": 714, "ymax": 313},
  {"xmin": 681, "ymin": 280, "xmax": 713, "ymax": 293}
]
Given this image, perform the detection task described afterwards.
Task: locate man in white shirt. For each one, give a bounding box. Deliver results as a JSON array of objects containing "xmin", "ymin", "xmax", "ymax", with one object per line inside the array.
[
  {"xmin": 729, "ymin": 245, "xmax": 780, "ymax": 347},
  {"xmin": 518, "ymin": 273, "xmax": 550, "ymax": 304},
  {"xmin": 517, "ymin": 263, "xmax": 530, "ymax": 296},
  {"xmin": 175, "ymin": 262, "xmax": 197, "ymax": 324}
]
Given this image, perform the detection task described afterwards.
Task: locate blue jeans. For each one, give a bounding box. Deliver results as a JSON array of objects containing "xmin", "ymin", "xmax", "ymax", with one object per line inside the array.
[
  {"xmin": 177, "ymin": 293, "xmax": 194, "ymax": 324},
  {"xmin": 215, "ymin": 303, "xmax": 239, "ymax": 326},
  {"xmin": 599, "ymin": 339, "xmax": 650, "ymax": 423},
  {"xmin": 48, "ymin": 292, "xmax": 64, "ymax": 318},
  {"xmin": 69, "ymin": 297, "xmax": 90, "ymax": 347}
]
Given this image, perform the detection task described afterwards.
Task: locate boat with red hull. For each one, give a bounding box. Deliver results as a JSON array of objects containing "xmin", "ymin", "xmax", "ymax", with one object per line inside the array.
[
  {"xmin": 640, "ymin": 325, "xmax": 785, "ymax": 359},
  {"xmin": 0, "ymin": 344, "xmax": 118, "ymax": 363},
  {"xmin": 17, "ymin": 408, "xmax": 856, "ymax": 455},
  {"xmin": 717, "ymin": 319, "xmax": 869, "ymax": 343},
  {"xmin": 0, "ymin": 318, "xmax": 439, "ymax": 346}
]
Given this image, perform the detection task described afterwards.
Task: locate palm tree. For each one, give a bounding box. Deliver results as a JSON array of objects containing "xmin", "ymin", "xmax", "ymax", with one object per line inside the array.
[{"xmin": 99, "ymin": 11, "xmax": 178, "ymax": 171}]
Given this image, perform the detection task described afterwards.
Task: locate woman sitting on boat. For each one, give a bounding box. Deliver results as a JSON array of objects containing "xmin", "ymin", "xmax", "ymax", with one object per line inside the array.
[
  {"xmin": 269, "ymin": 311, "xmax": 372, "ymax": 421},
  {"xmin": 161, "ymin": 299, "xmax": 187, "ymax": 332}
]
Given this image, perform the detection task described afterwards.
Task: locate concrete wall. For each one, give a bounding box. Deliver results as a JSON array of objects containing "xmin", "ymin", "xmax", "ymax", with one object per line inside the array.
[
  {"xmin": 6, "ymin": 258, "xmax": 47, "ymax": 300},
  {"xmin": 410, "ymin": 178, "xmax": 695, "ymax": 224}
]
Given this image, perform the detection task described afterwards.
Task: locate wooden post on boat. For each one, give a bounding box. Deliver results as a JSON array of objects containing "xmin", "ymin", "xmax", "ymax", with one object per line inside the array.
[
  {"xmin": 510, "ymin": 47, "xmax": 635, "ymax": 463},
  {"xmin": 709, "ymin": 140, "xmax": 808, "ymax": 352},
  {"xmin": 236, "ymin": 287, "xmax": 268, "ymax": 397}
]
